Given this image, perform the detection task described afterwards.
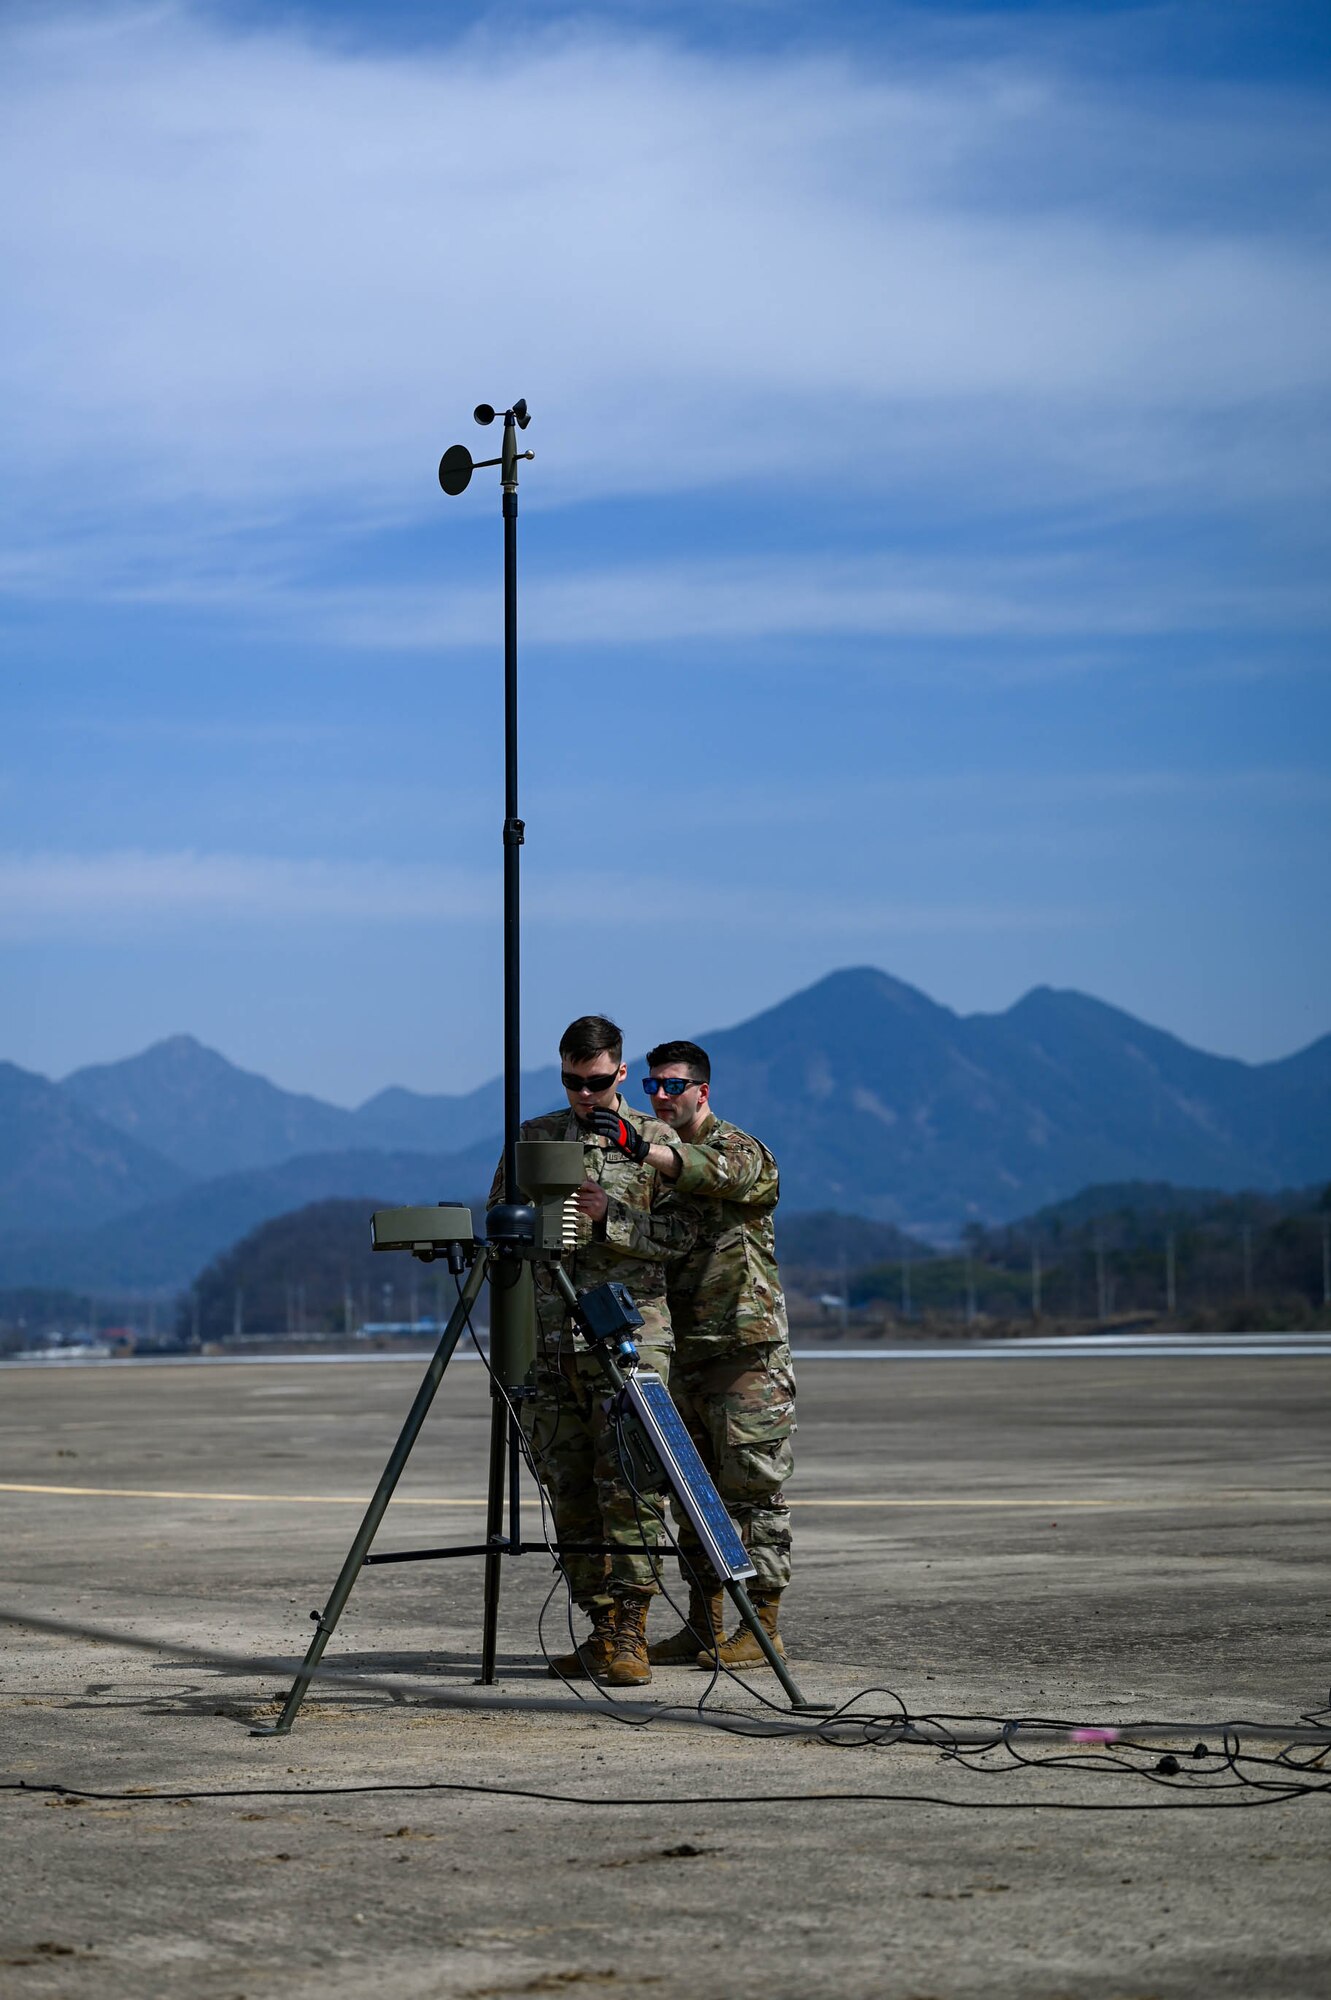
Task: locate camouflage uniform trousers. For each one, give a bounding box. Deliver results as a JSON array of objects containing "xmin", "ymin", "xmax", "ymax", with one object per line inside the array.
[
  {"xmin": 521, "ymin": 1341, "xmax": 674, "ymax": 1609},
  {"xmin": 667, "ymin": 1340, "xmax": 795, "ymax": 1595}
]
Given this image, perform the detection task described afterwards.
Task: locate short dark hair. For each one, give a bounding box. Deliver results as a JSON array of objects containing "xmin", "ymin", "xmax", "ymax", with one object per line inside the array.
[
  {"xmin": 645, "ymin": 1039, "xmax": 710, "ymax": 1084},
  {"xmin": 560, "ymin": 1014, "xmax": 623, "ymax": 1065}
]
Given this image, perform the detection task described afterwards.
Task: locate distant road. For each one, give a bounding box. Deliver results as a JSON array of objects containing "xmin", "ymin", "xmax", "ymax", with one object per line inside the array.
[
  {"xmin": 4, "ymin": 1330, "xmax": 1330, "ymax": 1366},
  {"xmin": 793, "ymin": 1332, "xmax": 1331, "ymax": 1359}
]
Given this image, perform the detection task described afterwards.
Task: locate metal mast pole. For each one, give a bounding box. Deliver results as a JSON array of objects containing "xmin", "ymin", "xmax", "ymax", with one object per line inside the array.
[
  {"xmin": 482, "ymin": 409, "xmax": 525, "ymax": 1683},
  {"xmin": 501, "ymin": 407, "xmax": 522, "ymax": 1206}
]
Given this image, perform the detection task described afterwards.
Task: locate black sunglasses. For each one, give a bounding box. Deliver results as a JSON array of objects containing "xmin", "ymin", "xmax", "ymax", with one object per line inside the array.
[
  {"xmin": 642, "ymin": 1076, "xmax": 700, "ymax": 1097},
  {"xmin": 562, "ymin": 1071, "xmax": 620, "ymax": 1094}
]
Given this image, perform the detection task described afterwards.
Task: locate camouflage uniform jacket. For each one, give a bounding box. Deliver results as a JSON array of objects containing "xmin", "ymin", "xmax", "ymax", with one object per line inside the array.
[
  {"xmin": 664, "ymin": 1110, "xmax": 789, "ymax": 1353},
  {"xmin": 487, "ymin": 1100, "xmax": 697, "ymax": 1355}
]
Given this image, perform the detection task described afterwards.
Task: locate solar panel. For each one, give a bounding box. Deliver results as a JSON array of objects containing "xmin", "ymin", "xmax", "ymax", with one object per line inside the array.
[{"xmin": 621, "ymin": 1370, "xmax": 756, "ymax": 1585}]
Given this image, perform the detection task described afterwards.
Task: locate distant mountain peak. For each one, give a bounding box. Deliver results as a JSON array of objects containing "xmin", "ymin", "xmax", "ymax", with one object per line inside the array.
[
  {"xmin": 60, "ymin": 1034, "xmax": 356, "ymax": 1179},
  {"xmin": 151, "ymin": 1032, "xmax": 213, "ymax": 1059},
  {"xmin": 1007, "ymin": 984, "xmax": 1145, "ymax": 1024},
  {"xmin": 1000, "ymin": 984, "xmax": 1252, "ymax": 1072},
  {"xmin": 797, "ymin": 965, "xmax": 945, "ymax": 1008},
  {"xmin": 64, "ymin": 1032, "xmax": 238, "ymax": 1084},
  {"xmin": 725, "ymin": 965, "xmax": 954, "ymax": 1052}
]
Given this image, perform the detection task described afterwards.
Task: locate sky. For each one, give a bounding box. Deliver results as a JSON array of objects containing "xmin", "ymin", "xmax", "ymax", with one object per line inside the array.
[{"xmin": 2, "ymin": 0, "xmax": 1329, "ymax": 1104}]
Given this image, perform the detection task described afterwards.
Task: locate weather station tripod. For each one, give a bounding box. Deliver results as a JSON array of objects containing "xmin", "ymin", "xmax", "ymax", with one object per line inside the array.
[{"xmin": 257, "ymin": 403, "xmax": 819, "ymax": 1738}]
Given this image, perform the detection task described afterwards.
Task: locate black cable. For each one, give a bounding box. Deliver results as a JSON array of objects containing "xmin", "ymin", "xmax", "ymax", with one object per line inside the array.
[
  {"xmin": 4, "ymin": 1601, "xmax": 1327, "ymax": 1762},
  {"xmin": 453, "ymin": 1276, "xmax": 592, "ymax": 1690},
  {"xmin": 2, "ymin": 1774, "xmax": 1321, "ymax": 1813},
  {"xmin": 607, "ymin": 1390, "xmax": 742, "ymax": 1713},
  {"xmin": 607, "ymin": 1390, "xmax": 802, "ymax": 1721},
  {"xmin": 610, "ymin": 1389, "xmax": 1288, "ymax": 1774},
  {"xmin": 2, "ymin": 1644, "xmax": 1326, "ymax": 1807},
  {"xmin": 7, "ymin": 1278, "xmax": 1330, "ymax": 1812},
  {"xmin": 454, "ymin": 1270, "xmax": 640, "ymax": 1715},
  {"xmin": 395, "ymin": 1319, "xmax": 1331, "ymax": 1788},
  {"xmin": 467, "ymin": 1251, "xmax": 730, "ymax": 1720},
  {"xmin": 605, "ymin": 1372, "xmax": 743, "ymax": 1723},
  {"xmin": 604, "ymin": 1363, "xmax": 739, "ymax": 1700}
]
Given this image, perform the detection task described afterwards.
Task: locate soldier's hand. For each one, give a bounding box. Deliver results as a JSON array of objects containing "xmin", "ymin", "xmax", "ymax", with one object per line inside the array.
[
  {"xmin": 576, "ymin": 1179, "xmax": 609, "ymax": 1220},
  {"xmin": 583, "ymin": 1107, "xmax": 650, "ymax": 1164}
]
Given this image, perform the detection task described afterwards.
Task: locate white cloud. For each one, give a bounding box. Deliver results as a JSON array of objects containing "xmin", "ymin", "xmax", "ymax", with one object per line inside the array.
[
  {"xmin": 0, "ymin": 1, "xmax": 1328, "ymax": 590},
  {"xmin": 587, "ymin": 764, "xmax": 1331, "ymax": 829},
  {"xmin": 0, "ymin": 844, "xmax": 1092, "ymax": 940},
  {"xmin": 0, "ymin": 848, "xmax": 494, "ymax": 931},
  {"xmin": 289, "ymin": 553, "xmax": 1329, "ymax": 649},
  {"xmin": 9, "ymin": 536, "xmax": 1327, "ymax": 655}
]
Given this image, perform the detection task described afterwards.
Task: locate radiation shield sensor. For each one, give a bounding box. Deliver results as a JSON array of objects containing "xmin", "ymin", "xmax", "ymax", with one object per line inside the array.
[
  {"xmin": 514, "ymin": 1139, "xmax": 584, "ymax": 1203},
  {"xmin": 514, "ymin": 1138, "xmax": 585, "ymax": 1253}
]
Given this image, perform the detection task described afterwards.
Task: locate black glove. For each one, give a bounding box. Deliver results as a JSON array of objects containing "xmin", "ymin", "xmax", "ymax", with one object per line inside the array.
[{"xmin": 583, "ymin": 1107, "xmax": 651, "ymax": 1164}]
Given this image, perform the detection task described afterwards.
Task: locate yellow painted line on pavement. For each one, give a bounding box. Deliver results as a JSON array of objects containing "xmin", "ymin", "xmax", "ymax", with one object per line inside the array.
[
  {"xmin": 3, "ymin": 1481, "xmax": 1327, "ymax": 1509},
  {"xmin": 0, "ymin": 1481, "xmax": 476, "ymax": 1505}
]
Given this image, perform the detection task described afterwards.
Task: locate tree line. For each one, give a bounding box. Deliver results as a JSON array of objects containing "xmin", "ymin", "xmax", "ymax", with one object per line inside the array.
[{"xmin": 842, "ymin": 1182, "xmax": 1331, "ymax": 1329}]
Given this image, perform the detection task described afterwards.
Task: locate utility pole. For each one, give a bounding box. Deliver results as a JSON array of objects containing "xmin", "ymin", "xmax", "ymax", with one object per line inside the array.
[
  {"xmin": 233, "ymin": 1288, "xmax": 243, "ymax": 1340},
  {"xmin": 1030, "ymin": 1240, "xmax": 1042, "ymax": 1322},
  {"xmin": 964, "ymin": 1253, "xmax": 976, "ymax": 1328},
  {"xmin": 1241, "ymin": 1223, "xmax": 1253, "ymax": 1304},
  {"xmin": 1095, "ymin": 1228, "xmax": 1107, "ymax": 1321},
  {"xmin": 1165, "ymin": 1230, "xmax": 1177, "ymax": 1316},
  {"xmin": 900, "ymin": 1242, "xmax": 911, "ymax": 1321}
]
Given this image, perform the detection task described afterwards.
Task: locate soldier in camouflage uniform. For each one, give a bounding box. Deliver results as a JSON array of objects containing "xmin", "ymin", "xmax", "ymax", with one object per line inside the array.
[
  {"xmin": 488, "ymin": 1015, "xmax": 696, "ymax": 1688},
  {"xmin": 632, "ymin": 1039, "xmax": 796, "ymax": 1669}
]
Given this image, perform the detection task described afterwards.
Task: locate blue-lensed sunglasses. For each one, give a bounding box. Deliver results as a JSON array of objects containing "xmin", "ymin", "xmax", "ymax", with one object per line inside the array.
[{"xmin": 642, "ymin": 1076, "xmax": 699, "ymax": 1098}]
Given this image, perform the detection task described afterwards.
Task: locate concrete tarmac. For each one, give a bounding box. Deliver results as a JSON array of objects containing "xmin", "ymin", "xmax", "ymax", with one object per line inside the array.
[{"xmin": 2, "ymin": 1353, "xmax": 1329, "ymax": 1999}]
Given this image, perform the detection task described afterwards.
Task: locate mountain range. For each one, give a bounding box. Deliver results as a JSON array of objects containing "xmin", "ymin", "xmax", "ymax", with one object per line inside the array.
[{"xmin": 3, "ymin": 966, "xmax": 1328, "ymax": 1291}]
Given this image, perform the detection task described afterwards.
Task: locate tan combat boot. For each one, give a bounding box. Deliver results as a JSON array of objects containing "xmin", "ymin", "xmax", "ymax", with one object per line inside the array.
[
  {"xmin": 699, "ymin": 1589, "xmax": 786, "ymax": 1669},
  {"xmin": 603, "ymin": 1591, "xmax": 653, "ymax": 1687},
  {"xmin": 647, "ymin": 1584, "xmax": 725, "ymax": 1664},
  {"xmin": 547, "ymin": 1602, "xmax": 616, "ymax": 1680}
]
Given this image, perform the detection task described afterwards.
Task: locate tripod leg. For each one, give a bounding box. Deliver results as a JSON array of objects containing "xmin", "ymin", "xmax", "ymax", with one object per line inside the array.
[
  {"xmin": 254, "ymin": 1250, "xmax": 489, "ymax": 1737},
  {"xmin": 719, "ymin": 1578, "xmax": 825, "ymax": 1710},
  {"xmin": 479, "ymin": 1390, "xmax": 508, "ymax": 1684},
  {"xmin": 508, "ymin": 1409, "xmax": 523, "ymax": 1548}
]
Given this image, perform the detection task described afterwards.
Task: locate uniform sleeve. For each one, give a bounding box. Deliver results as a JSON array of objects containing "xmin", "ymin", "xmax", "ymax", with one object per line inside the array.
[
  {"xmin": 670, "ymin": 1128, "xmax": 778, "ymax": 1208},
  {"xmin": 602, "ymin": 1186, "xmax": 700, "ymax": 1262}
]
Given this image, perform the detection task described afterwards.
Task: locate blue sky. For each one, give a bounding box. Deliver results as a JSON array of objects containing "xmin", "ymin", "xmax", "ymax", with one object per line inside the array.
[{"xmin": 3, "ymin": 0, "xmax": 1329, "ymax": 1103}]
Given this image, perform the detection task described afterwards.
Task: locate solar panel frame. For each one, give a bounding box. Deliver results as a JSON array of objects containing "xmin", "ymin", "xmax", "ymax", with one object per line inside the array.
[{"xmin": 620, "ymin": 1369, "xmax": 757, "ymax": 1585}]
